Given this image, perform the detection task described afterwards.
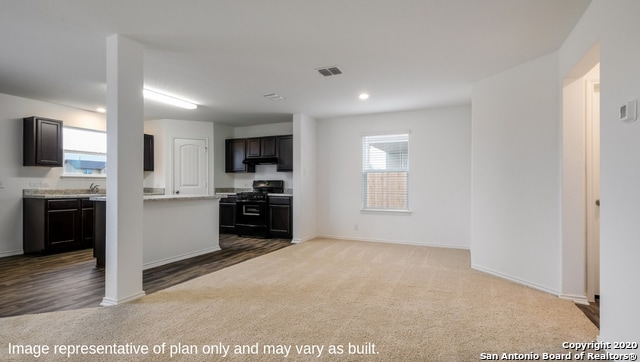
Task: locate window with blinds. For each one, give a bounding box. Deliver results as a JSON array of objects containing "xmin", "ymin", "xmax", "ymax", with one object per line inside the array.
[{"xmin": 362, "ymin": 133, "xmax": 409, "ymax": 211}]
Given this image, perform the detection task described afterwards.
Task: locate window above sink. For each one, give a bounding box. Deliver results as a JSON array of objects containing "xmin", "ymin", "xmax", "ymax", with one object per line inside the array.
[{"xmin": 62, "ymin": 126, "xmax": 107, "ymax": 178}]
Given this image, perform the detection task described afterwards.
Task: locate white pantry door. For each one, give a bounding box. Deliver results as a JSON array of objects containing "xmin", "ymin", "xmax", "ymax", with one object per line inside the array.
[{"xmin": 173, "ymin": 138, "xmax": 208, "ymax": 195}]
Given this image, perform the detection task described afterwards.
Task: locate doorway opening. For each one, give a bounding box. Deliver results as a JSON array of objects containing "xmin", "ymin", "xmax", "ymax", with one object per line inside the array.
[{"xmin": 561, "ymin": 42, "xmax": 600, "ymax": 307}]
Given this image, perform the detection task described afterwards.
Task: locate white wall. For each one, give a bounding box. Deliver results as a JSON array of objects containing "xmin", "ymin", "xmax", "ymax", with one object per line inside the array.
[
  {"xmin": 233, "ymin": 122, "xmax": 293, "ymax": 139},
  {"xmin": 472, "ymin": 0, "xmax": 640, "ymax": 346},
  {"xmin": 471, "ymin": 52, "xmax": 561, "ymax": 294},
  {"xmin": 559, "ymin": 0, "xmax": 640, "ymax": 347},
  {"xmin": 0, "ymin": 93, "xmax": 106, "ymax": 256},
  {"xmin": 316, "ymin": 106, "xmax": 471, "ymax": 248},
  {"xmin": 144, "ymin": 119, "xmax": 214, "ymax": 195}
]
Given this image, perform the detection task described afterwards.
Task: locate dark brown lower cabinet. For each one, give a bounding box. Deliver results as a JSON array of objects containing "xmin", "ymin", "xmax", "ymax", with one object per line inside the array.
[
  {"xmin": 94, "ymin": 200, "xmax": 105, "ymax": 267},
  {"xmin": 268, "ymin": 196, "xmax": 292, "ymax": 239},
  {"xmin": 81, "ymin": 199, "xmax": 94, "ymax": 247},
  {"xmin": 219, "ymin": 196, "xmax": 237, "ymax": 234},
  {"xmin": 23, "ymin": 198, "xmax": 94, "ymax": 254}
]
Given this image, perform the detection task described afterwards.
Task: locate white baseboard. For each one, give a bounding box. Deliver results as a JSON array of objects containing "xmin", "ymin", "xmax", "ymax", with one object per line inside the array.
[
  {"xmin": 559, "ymin": 293, "xmax": 589, "ymax": 305},
  {"xmin": 316, "ymin": 234, "xmax": 470, "ymax": 250},
  {"xmin": 472, "ymin": 263, "xmax": 560, "ymax": 296},
  {"xmin": 100, "ymin": 291, "xmax": 146, "ymax": 307},
  {"xmin": 142, "ymin": 246, "xmax": 221, "ymax": 270},
  {"xmin": 292, "ymin": 234, "xmax": 320, "ymax": 244},
  {"xmin": 0, "ymin": 249, "xmax": 24, "ymax": 258}
]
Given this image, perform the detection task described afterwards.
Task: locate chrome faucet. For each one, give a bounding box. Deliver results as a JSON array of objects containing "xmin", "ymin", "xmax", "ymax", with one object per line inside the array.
[{"xmin": 89, "ymin": 183, "xmax": 100, "ymax": 194}]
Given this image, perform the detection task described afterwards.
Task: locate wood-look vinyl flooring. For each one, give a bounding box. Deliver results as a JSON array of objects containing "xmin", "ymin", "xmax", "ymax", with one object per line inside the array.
[
  {"xmin": 575, "ymin": 297, "xmax": 600, "ymax": 329},
  {"xmin": 0, "ymin": 235, "xmax": 291, "ymax": 318}
]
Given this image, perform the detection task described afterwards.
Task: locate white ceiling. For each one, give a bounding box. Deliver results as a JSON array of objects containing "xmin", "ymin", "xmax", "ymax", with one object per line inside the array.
[{"xmin": 0, "ymin": 0, "xmax": 590, "ymax": 127}]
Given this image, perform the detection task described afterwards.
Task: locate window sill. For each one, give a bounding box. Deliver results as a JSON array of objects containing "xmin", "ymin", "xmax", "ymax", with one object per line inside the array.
[
  {"xmin": 60, "ymin": 174, "xmax": 107, "ymax": 180},
  {"xmin": 360, "ymin": 208, "xmax": 412, "ymax": 215}
]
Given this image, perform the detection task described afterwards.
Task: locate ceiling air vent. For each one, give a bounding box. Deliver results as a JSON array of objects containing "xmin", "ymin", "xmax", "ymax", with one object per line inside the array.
[
  {"xmin": 317, "ymin": 66, "xmax": 343, "ymax": 77},
  {"xmin": 263, "ymin": 93, "xmax": 286, "ymax": 101}
]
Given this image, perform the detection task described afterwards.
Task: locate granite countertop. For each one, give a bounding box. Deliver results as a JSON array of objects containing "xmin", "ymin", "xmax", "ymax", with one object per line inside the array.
[
  {"xmin": 23, "ymin": 189, "xmax": 106, "ymax": 199},
  {"xmin": 91, "ymin": 194, "xmax": 222, "ymax": 202},
  {"xmin": 24, "ymin": 188, "xmax": 166, "ymax": 199},
  {"xmin": 143, "ymin": 194, "xmax": 221, "ymax": 202}
]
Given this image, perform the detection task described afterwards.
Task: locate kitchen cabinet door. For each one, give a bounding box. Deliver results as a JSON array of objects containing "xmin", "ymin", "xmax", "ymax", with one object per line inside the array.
[
  {"xmin": 219, "ymin": 196, "xmax": 237, "ymax": 233},
  {"xmin": 277, "ymin": 135, "xmax": 293, "ymax": 172},
  {"xmin": 81, "ymin": 199, "xmax": 95, "ymax": 248},
  {"xmin": 246, "ymin": 136, "xmax": 276, "ymax": 158},
  {"xmin": 47, "ymin": 208, "xmax": 79, "ymax": 249},
  {"xmin": 261, "ymin": 136, "xmax": 277, "ymax": 157},
  {"xmin": 268, "ymin": 196, "xmax": 292, "ymax": 239},
  {"xmin": 23, "ymin": 116, "xmax": 63, "ymax": 167},
  {"xmin": 143, "ymin": 134, "xmax": 154, "ymax": 171},
  {"xmin": 225, "ymin": 138, "xmax": 255, "ymax": 173},
  {"xmin": 246, "ymin": 138, "xmax": 261, "ymax": 158},
  {"xmin": 24, "ymin": 198, "xmax": 93, "ymax": 254}
]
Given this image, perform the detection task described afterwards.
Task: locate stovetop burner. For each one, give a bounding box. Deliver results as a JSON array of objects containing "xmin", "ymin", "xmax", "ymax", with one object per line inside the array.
[
  {"xmin": 236, "ymin": 192, "xmax": 267, "ymax": 201},
  {"xmin": 235, "ymin": 180, "xmax": 284, "ymax": 201}
]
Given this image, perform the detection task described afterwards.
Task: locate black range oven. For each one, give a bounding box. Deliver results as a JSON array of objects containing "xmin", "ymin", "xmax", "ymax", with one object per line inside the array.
[{"xmin": 235, "ymin": 180, "xmax": 284, "ymax": 238}]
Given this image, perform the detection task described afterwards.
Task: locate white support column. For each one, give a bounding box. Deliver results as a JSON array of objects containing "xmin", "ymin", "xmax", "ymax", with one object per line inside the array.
[{"xmin": 101, "ymin": 34, "xmax": 145, "ymax": 306}]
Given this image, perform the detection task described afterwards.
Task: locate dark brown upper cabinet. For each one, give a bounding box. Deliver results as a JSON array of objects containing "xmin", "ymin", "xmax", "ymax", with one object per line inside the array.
[
  {"xmin": 225, "ymin": 138, "xmax": 255, "ymax": 173},
  {"xmin": 144, "ymin": 134, "xmax": 154, "ymax": 171},
  {"xmin": 23, "ymin": 116, "xmax": 63, "ymax": 167},
  {"xmin": 225, "ymin": 135, "xmax": 292, "ymax": 173},
  {"xmin": 246, "ymin": 136, "xmax": 277, "ymax": 158},
  {"xmin": 277, "ymin": 135, "xmax": 293, "ymax": 172}
]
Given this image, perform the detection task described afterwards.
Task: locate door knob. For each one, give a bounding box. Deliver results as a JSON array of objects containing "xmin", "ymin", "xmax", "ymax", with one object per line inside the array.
[{"xmin": 596, "ymin": 199, "xmax": 600, "ymax": 206}]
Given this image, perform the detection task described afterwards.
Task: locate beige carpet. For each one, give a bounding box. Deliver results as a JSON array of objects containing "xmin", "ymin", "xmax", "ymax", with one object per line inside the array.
[{"xmin": 0, "ymin": 238, "xmax": 598, "ymax": 361}]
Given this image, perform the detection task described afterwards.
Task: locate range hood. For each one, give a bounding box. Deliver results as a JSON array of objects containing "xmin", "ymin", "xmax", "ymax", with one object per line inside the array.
[{"xmin": 242, "ymin": 157, "xmax": 278, "ymax": 165}]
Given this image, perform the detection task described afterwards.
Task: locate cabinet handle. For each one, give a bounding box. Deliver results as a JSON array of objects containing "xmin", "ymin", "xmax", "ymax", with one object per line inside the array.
[{"xmin": 175, "ymin": 190, "xmax": 180, "ymax": 194}]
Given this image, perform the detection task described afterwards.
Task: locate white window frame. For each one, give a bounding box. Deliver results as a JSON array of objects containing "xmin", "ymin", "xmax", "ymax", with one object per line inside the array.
[
  {"xmin": 361, "ymin": 131, "xmax": 410, "ymax": 213},
  {"xmin": 61, "ymin": 126, "xmax": 107, "ymax": 179}
]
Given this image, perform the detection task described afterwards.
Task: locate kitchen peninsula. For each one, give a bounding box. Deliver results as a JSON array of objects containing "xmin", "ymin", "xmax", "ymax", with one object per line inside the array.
[
  {"xmin": 22, "ymin": 189, "xmax": 221, "ymax": 269},
  {"xmin": 92, "ymin": 194, "xmax": 222, "ymax": 269}
]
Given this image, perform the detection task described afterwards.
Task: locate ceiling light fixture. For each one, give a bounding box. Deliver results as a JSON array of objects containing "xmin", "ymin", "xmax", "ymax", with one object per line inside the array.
[
  {"xmin": 96, "ymin": 107, "xmax": 106, "ymax": 113},
  {"xmin": 143, "ymin": 88, "xmax": 198, "ymax": 110},
  {"xmin": 359, "ymin": 93, "xmax": 370, "ymax": 100}
]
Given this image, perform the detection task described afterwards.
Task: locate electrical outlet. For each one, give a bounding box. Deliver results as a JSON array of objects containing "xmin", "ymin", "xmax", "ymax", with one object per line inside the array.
[
  {"xmin": 29, "ymin": 181, "xmax": 39, "ymax": 187},
  {"xmin": 41, "ymin": 181, "xmax": 49, "ymax": 188},
  {"xmin": 354, "ymin": 224, "xmax": 359, "ymax": 231}
]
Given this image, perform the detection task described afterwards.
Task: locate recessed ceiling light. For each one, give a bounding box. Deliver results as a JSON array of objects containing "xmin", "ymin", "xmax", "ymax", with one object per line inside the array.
[
  {"xmin": 359, "ymin": 93, "xmax": 370, "ymax": 100},
  {"xmin": 96, "ymin": 107, "xmax": 106, "ymax": 113},
  {"xmin": 143, "ymin": 88, "xmax": 198, "ymax": 110}
]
